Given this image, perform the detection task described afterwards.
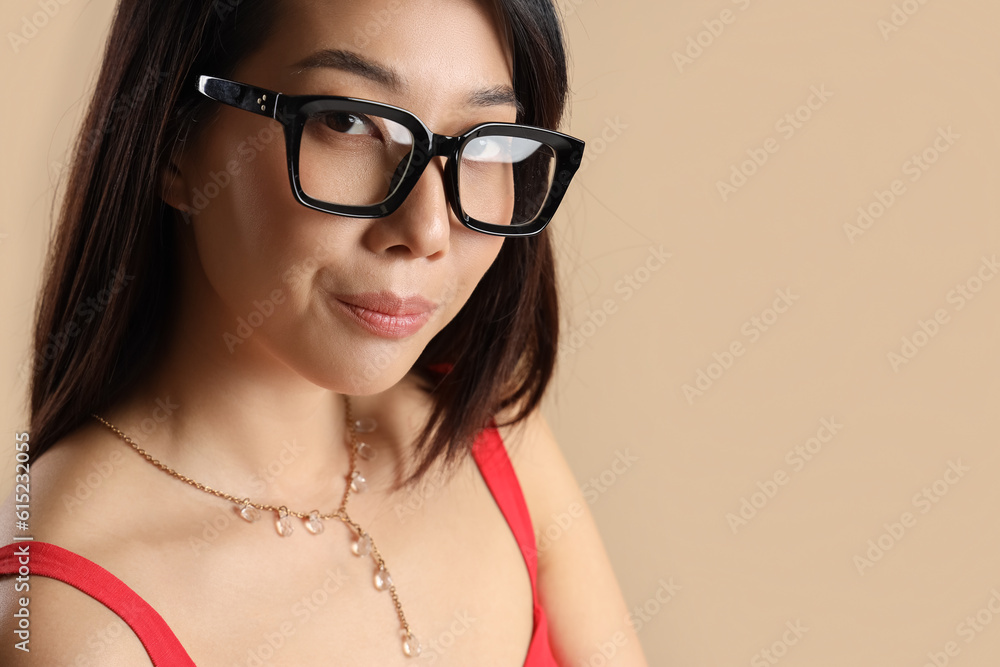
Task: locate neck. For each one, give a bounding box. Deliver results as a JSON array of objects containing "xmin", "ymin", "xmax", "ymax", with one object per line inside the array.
[{"xmin": 97, "ymin": 299, "xmax": 425, "ymax": 512}]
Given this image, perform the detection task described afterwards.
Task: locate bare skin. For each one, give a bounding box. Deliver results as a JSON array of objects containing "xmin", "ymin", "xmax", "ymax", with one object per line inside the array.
[
  {"xmin": 1, "ymin": 0, "xmax": 649, "ymax": 665},
  {"xmin": 1, "ymin": 382, "xmax": 539, "ymax": 666}
]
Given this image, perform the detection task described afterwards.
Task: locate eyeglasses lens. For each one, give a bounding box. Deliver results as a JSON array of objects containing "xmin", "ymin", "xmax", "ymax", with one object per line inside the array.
[{"xmin": 297, "ymin": 105, "xmax": 557, "ymax": 227}]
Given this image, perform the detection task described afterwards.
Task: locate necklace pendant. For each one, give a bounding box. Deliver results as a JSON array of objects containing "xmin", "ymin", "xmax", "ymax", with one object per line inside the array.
[
  {"xmin": 350, "ymin": 470, "xmax": 368, "ymax": 493},
  {"xmin": 401, "ymin": 630, "xmax": 422, "ymax": 657},
  {"xmin": 304, "ymin": 510, "xmax": 325, "ymax": 535},
  {"xmin": 352, "ymin": 532, "xmax": 372, "ymax": 557},
  {"xmin": 355, "ymin": 417, "xmax": 378, "ymax": 433},
  {"xmin": 237, "ymin": 499, "xmax": 260, "ymax": 523},
  {"xmin": 356, "ymin": 440, "xmax": 376, "ymax": 461},
  {"xmin": 374, "ymin": 565, "xmax": 393, "ymax": 591},
  {"xmin": 274, "ymin": 507, "xmax": 294, "ymax": 537}
]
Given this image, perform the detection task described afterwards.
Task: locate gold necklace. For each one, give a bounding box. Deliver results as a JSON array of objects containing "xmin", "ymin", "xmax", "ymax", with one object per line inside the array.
[{"xmin": 91, "ymin": 394, "xmax": 422, "ymax": 658}]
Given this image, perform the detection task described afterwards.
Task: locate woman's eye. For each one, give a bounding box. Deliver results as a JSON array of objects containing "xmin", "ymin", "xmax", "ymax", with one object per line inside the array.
[
  {"xmin": 464, "ymin": 137, "xmax": 505, "ymax": 162},
  {"xmin": 323, "ymin": 112, "xmax": 377, "ymax": 136}
]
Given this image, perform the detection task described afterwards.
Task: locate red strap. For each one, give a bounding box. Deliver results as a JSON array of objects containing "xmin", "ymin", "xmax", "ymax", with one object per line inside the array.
[
  {"xmin": 471, "ymin": 425, "xmax": 540, "ymax": 591},
  {"xmin": 471, "ymin": 427, "xmax": 558, "ymax": 665},
  {"xmin": 0, "ymin": 541, "xmax": 196, "ymax": 666}
]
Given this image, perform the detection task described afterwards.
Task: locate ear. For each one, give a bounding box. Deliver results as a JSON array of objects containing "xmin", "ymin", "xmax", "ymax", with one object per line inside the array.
[{"xmin": 159, "ymin": 150, "xmax": 187, "ymax": 209}]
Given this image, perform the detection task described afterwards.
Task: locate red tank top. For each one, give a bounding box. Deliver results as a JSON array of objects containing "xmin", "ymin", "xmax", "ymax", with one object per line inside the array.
[{"xmin": 0, "ymin": 425, "xmax": 556, "ymax": 666}]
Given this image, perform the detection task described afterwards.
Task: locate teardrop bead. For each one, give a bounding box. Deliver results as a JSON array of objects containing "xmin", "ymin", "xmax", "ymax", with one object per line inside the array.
[
  {"xmin": 352, "ymin": 533, "xmax": 372, "ymax": 557},
  {"xmin": 401, "ymin": 631, "xmax": 422, "ymax": 657},
  {"xmin": 237, "ymin": 502, "xmax": 260, "ymax": 523},
  {"xmin": 275, "ymin": 508, "xmax": 294, "ymax": 537},
  {"xmin": 374, "ymin": 566, "xmax": 393, "ymax": 591},
  {"xmin": 350, "ymin": 471, "xmax": 368, "ymax": 493},
  {"xmin": 355, "ymin": 417, "xmax": 377, "ymax": 433},
  {"xmin": 356, "ymin": 441, "xmax": 376, "ymax": 461},
  {"xmin": 304, "ymin": 510, "xmax": 325, "ymax": 535}
]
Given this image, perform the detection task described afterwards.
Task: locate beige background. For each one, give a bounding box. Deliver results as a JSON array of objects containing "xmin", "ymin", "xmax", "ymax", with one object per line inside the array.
[{"xmin": 3, "ymin": 0, "xmax": 1000, "ymax": 664}]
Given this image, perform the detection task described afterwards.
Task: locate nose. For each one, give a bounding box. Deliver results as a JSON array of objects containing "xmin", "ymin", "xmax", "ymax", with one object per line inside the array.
[{"xmin": 361, "ymin": 156, "xmax": 452, "ymax": 259}]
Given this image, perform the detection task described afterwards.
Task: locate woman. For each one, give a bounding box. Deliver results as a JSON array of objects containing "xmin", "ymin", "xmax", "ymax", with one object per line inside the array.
[{"xmin": 1, "ymin": 0, "xmax": 648, "ymax": 664}]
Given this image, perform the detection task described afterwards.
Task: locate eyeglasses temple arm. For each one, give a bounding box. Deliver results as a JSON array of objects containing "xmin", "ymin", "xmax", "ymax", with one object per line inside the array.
[{"xmin": 196, "ymin": 75, "xmax": 282, "ymax": 120}]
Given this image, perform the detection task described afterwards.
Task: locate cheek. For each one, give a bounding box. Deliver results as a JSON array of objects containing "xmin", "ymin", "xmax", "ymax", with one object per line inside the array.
[
  {"xmin": 185, "ymin": 122, "xmax": 307, "ymax": 318},
  {"xmin": 438, "ymin": 234, "xmax": 506, "ymax": 320}
]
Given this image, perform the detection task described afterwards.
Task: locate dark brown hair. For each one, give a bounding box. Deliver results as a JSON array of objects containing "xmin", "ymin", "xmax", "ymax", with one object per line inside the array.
[{"xmin": 27, "ymin": 0, "xmax": 570, "ymax": 491}]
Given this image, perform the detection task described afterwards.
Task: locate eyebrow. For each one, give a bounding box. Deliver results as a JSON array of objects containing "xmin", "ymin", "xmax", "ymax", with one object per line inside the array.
[
  {"xmin": 290, "ymin": 48, "xmax": 522, "ymax": 113},
  {"xmin": 469, "ymin": 84, "xmax": 523, "ymax": 115},
  {"xmin": 291, "ymin": 48, "xmax": 402, "ymax": 90}
]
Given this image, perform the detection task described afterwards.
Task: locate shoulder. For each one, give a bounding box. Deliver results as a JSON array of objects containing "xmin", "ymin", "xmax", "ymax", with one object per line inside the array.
[
  {"xmin": 0, "ymin": 425, "xmax": 157, "ymax": 665},
  {"xmin": 0, "ymin": 566, "xmax": 154, "ymax": 666},
  {"xmin": 492, "ymin": 404, "xmax": 579, "ymax": 570},
  {"xmin": 493, "ymin": 403, "xmax": 651, "ymax": 665},
  {"xmin": 0, "ymin": 419, "xmax": 134, "ymax": 552}
]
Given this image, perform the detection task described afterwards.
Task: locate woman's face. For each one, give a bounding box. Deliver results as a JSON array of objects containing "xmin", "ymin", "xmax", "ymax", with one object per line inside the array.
[{"xmin": 164, "ymin": 0, "xmax": 515, "ymax": 393}]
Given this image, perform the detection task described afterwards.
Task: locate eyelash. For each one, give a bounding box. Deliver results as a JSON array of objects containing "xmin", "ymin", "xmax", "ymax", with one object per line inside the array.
[{"xmin": 319, "ymin": 111, "xmax": 381, "ymax": 138}]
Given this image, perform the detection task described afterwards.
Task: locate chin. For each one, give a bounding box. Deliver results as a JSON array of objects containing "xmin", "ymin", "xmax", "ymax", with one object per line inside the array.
[{"xmin": 277, "ymin": 338, "xmax": 422, "ymax": 396}]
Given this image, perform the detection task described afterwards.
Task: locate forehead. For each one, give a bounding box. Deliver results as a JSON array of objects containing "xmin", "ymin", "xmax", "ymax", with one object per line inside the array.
[{"xmin": 242, "ymin": 0, "xmax": 513, "ymax": 102}]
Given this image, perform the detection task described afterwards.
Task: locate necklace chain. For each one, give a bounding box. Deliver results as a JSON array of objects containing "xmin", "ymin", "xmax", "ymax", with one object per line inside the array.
[{"xmin": 90, "ymin": 394, "xmax": 422, "ymax": 657}]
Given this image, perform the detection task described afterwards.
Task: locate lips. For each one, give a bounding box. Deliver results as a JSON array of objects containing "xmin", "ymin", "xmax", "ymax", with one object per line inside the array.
[
  {"xmin": 336, "ymin": 291, "xmax": 437, "ymax": 316},
  {"xmin": 328, "ymin": 290, "xmax": 438, "ymax": 339}
]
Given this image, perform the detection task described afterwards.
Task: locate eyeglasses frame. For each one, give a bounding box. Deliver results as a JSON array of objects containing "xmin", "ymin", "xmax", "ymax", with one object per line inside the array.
[{"xmin": 194, "ymin": 75, "xmax": 585, "ymax": 237}]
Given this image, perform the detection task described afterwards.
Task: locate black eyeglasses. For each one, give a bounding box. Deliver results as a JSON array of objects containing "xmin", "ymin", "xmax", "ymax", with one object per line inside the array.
[{"xmin": 194, "ymin": 75, "xmax": 585, "ymax": 237}]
